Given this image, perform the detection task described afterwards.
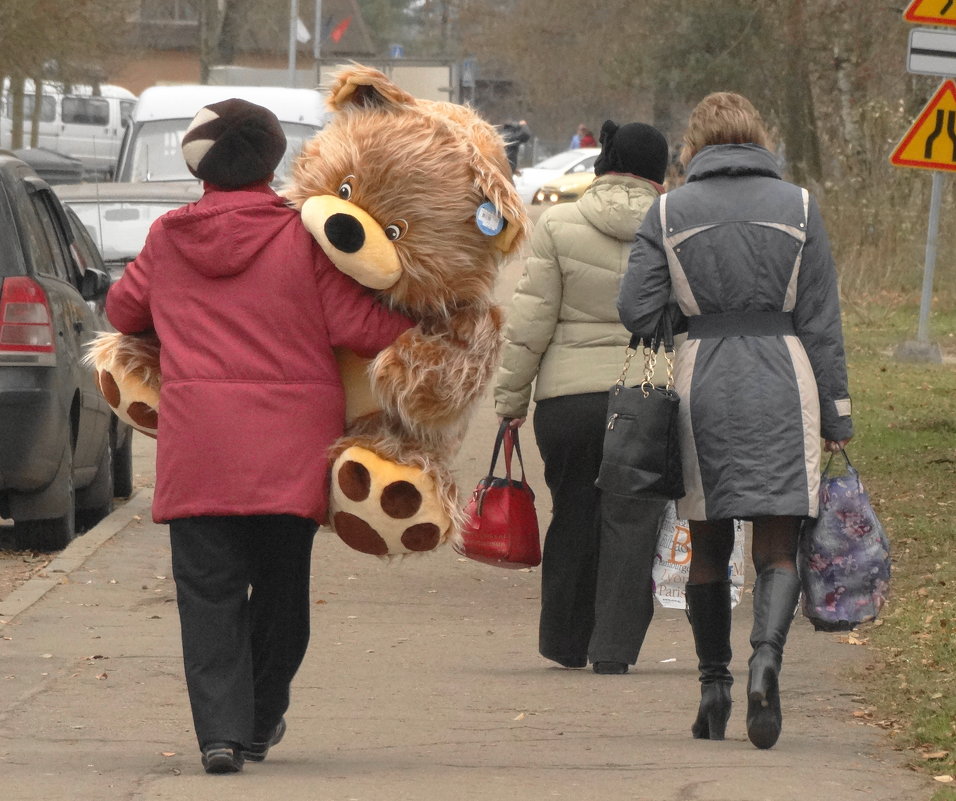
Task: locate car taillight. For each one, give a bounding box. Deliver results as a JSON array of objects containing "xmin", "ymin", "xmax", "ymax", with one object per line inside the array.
[{"xmin": 0, "ymin": 276, "xmax": 57, "ymax": 365}]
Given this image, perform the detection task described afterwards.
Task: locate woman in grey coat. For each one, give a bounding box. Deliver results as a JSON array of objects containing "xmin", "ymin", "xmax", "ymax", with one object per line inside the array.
[
  {"xmin": 618, "ymin": 93, "xmax": 852, "ymax": 749},
  {"xmin": 495, "ymin": 121, "xmax": 670, "ymax": 675}
]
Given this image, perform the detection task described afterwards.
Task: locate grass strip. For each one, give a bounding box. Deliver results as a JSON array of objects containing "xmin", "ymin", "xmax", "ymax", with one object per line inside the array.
[{"xmin": 841, "ymin": 302, "xmax": 955, "ymax": 799}]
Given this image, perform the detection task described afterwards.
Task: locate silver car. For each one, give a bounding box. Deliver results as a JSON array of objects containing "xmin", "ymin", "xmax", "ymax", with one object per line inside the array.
[
  {"xmin": 55, "ymin": 181, "xmax": 203, "ymax": 282},
  {"xmin": 512, "ymin": 147, "xmax": 600, "ymax": 205}
]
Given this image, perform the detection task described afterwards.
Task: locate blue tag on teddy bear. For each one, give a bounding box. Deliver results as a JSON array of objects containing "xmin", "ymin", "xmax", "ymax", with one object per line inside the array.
[{"xmin": 475, "ymin": 202, "xmax": 504, "ymax": 236}]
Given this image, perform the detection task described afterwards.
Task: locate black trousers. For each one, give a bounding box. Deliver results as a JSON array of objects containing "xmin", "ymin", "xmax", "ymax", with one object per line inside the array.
[
  {"xmin": 169, "ymin": 514, "xmax": 316, "ymax": 750},
  {"xmin": 533, "ymin": 393, "xmax": 667, "ymax": 666}
]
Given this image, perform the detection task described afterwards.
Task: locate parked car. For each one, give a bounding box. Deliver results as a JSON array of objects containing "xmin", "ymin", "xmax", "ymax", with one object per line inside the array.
[
  {"xmin": 512, "ymin": 147, "xmax": 600, "ymax": 205},
  {"xmin": 114, "ymin": 84, "xmax": 327, "ymax": 185},
  {"xmin": 0, "ymin": 152, "xmax": 131, "ymax": 551},
  {"xmin": 532, "ymin": 170, "xmax": 597, "ymax": 205},
  {"xmin": 12, "ymin": 147, "xmax": 84, "ymax": 185},
  {"xmin": 55, "ymin": 181, "xmax": 203, "ymax": 282}
]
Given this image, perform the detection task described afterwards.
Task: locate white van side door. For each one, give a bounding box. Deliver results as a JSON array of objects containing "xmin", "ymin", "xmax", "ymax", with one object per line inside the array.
[{"xmin": 59, "ymin": 94, "xmax": 115, "ymax": 173}]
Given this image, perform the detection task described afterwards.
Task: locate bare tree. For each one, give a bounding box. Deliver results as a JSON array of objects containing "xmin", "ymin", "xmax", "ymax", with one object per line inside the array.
[
  {"xmin": 777, "ymin": 0, "xmax": 823, "ymax": 185},
  {"xmin": 0, "ymin": 0, "xmax": 134, "ymax": 147},
  {"xmin": 219, "ymin": 0, "xmax": 257, "ymax": 64},
  {"xmin": 198, "ymin": 0, "xmax": 225, "ymax": 84},
  {"xmin": 457, "ymin": 0, "xmax": 665, "ymax": 151}
]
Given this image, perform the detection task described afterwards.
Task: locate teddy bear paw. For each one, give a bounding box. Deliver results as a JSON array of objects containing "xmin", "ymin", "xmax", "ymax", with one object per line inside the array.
[
  {"xmin": 86, "ymin": 332, "xmax": 160, "ymax": 438},
  {"xmin": 95, "ymin": 367, "xmax": 159, "ymax": 437},
  {"xmin": 330, "ymin": 446, "xmax": 452, "ymax": 557}
]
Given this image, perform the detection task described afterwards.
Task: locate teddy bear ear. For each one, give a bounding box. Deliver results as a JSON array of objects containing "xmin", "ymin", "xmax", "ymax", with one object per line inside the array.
[
  {"xmin": 470, "ymin": 144, "xmax": 530, "ymax": 255},
  {"xmin": 327, "ymin": 64, "xmax": 416, "ymax": 112},
  {"xmin": 489, "ymin": 202, "xmax": 526, "ymax": 254}
]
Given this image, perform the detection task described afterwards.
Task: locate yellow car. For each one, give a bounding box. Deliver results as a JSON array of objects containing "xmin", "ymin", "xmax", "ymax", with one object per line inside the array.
[{"xmin": 531, "ymin": 170, "xmax": 596, "ymax": 205}]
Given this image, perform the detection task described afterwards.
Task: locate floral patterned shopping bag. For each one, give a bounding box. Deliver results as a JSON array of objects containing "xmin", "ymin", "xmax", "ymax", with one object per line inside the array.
[{"xmin": 798, "ymin": 450, "xmax": 891, "ymax": 632}]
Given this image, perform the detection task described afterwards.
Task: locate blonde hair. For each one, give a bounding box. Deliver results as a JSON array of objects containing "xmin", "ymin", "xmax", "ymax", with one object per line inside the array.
[{"xmin": 680, "ymin": 92, "xmax": 773, "ymax": 167}]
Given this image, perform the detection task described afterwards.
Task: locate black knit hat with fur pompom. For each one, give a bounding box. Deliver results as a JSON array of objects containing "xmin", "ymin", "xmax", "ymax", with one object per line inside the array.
[
  {"xmin": 181, "ymin": 98, "xmax": 286, "ymax": 189},
  {"xmin": 594, "ymin": 119, "xmax": 669, "ymax": 184}
]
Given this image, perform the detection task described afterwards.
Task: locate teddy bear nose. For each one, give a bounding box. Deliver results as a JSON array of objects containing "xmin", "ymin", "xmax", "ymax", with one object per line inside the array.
[{"xmin": 325, "ymin": 213, "xmax": 366, "ymax": 253}]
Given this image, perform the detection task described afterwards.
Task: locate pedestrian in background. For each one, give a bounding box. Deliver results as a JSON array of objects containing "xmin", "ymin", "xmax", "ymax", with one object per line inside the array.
[
  {"xmin": 494, "ymin": 119, "xmax": 671, "ymax": 674},
  {"xmin": 569, "ymin": 123, "xmax": 586, "ymax": 148},
  {"xmin": 502, "ymin": 118, "xmax": 532, "ymax": 173},
  {"xmin": 618, "ymin": 91, "xmax": 852, "ymax": 748},
  {"xmin": 578, "ymin": 127, "xmax": 597, "ymax": 147},
  {"xmin": 106, "ymin": 99, "xmax": 412, "ymax": 774}
]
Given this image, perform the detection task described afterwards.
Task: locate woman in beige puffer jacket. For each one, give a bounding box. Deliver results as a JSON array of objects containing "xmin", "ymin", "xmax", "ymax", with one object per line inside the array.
[{"xmin": 494, "ymin": 120, "xmax": 670, "ymax": 674}]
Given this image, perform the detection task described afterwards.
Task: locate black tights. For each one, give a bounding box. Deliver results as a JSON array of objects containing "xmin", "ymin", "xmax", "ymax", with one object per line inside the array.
[{"xmin": 687, "ymin": 516, "xmax": 801, "ymax": 585}]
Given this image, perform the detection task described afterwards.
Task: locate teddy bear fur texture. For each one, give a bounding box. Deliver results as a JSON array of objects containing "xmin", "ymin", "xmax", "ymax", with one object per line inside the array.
[{"xmin": 88, "ymin": 65, "xmax": 528, "ymax": 559}]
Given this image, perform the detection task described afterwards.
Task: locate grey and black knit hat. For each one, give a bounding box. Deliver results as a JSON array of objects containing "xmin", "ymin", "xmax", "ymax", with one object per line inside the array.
[{"xmin": 181, "ymin": 98, "xmax": 286, "ymax": 189}]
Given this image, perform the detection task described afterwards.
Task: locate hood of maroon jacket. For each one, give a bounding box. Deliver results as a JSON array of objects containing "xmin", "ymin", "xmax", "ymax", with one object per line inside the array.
[{"xmin": 162, "ymin": 185, "xmax": 288, "ymax": 278}]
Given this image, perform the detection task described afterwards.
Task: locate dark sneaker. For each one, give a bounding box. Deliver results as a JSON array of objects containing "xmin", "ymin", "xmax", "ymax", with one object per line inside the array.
[
  {"xmin": 201, "ymin": 741, "xmax": 244, "ymax": 774},
  {"xmin": 593, "ymin": 661, "xmax": 628, "ymax": 674},
  {"xmin": 242, "ymin": 717, "xmax": 287, "ymax": 762}
]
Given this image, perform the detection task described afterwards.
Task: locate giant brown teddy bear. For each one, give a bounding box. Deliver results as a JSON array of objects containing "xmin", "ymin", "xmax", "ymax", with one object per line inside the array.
[{"xmin": 89, "ymin": 65, "xmax": 529, "ymax": 558}]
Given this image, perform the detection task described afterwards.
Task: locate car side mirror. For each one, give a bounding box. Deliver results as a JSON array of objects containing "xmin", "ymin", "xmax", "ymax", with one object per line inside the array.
[{"xmin": 81, "ymin": 266, "xmax": 112, "ymax": 301}]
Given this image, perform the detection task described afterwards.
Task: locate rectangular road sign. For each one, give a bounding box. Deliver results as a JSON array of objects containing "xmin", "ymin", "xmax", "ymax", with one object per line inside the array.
[{"xmin": 909, "ymin": 27, "xmax": 956, "ymax": 75}]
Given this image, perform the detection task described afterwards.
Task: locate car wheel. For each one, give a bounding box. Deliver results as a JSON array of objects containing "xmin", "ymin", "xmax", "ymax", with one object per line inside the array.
[
  {"xmin": 76, "ymin": 440, "xmax": 114, "ymax": 531},
  {"xmin": 15, "ymin": 447, "xmax": 76, "ymax": 552},
  {"xmin": 112, "ymin": 426, "xmax": 134, "ymax": 499}
]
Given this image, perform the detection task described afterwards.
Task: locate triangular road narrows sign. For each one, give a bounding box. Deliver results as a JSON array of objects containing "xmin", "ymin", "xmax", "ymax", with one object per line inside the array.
[
  {"xmin": 904, "ymin": 0, "xmax": 956, "ymax": 26},
  {"xmin": 890, "ymin": 79, "xmax": 956, "ymax": 171}
]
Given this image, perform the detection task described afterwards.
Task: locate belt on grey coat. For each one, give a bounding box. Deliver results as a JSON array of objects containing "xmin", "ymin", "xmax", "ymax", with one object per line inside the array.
[{"xmin": 686, "ymin": 311, "xmax": 795, "ymax": 339}]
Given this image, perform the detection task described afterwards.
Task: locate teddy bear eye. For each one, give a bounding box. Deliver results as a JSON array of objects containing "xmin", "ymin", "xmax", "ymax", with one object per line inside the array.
[
  {"xmin": 384, "ymin": 219, "xmax": 408, "ymax": 241},
  {"xmin": 337, "ymin": 176, "xmax": 355, "ymax": 200}
]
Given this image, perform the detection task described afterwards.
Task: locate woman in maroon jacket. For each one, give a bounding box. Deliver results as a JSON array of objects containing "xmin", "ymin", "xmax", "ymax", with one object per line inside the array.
[{"xmin": 107, "ymin": 99, "xmax": 412, "ymax": 774}]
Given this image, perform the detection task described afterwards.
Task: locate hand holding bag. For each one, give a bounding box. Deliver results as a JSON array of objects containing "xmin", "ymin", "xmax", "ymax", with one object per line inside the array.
[
  {"xmin": 456, "ymin": 420, "xmax": 541, "ymax": 569},
  {"xmin": 595, "ymin": 311, "xmax": 684, "ymax": 500},
  {"xmin": 798, "ymin": 449, "xmax": 891, "ymax": 632}
]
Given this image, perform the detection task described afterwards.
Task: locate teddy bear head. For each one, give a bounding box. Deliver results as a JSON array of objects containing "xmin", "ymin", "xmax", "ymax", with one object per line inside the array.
[{"xmin": 284, "ymin": 65, "xmax": 528, "ymax": 317}]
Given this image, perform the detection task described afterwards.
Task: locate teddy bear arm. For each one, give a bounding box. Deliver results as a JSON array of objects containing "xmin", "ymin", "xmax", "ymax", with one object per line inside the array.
[{"xmin": 372, "ymin": 310, "xmax": 502, "ymax": 431}]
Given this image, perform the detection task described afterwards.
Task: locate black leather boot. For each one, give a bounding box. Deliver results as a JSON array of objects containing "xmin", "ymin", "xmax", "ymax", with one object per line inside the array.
[
  {"xmin": 747, "ymin": 568, "xmax": 801, "ymax": 749},
  {"xmin": 686, "ymin": 581, "xmax": 733, "ymax": 740}
]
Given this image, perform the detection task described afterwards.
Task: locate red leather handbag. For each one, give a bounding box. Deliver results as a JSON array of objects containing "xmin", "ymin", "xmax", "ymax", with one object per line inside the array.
[{"xmin": 456, "ymin": 420, "xmax": 541, "ymax": 569}]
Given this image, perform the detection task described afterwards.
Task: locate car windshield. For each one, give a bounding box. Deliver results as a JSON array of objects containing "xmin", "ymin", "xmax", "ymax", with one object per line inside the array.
[
  {"xmin": 531, "ymin": 150, "xmax": 594, "ymax": 171},
  {"xmin": 63, "ymin": 200, "xmax": 185, "ymax": 263},
  {"xmin": 124, "ymin": 119, "xmax": 318, "ymax": 183}
]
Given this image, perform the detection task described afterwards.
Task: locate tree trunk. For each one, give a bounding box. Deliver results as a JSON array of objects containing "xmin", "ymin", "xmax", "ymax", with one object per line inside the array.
[
  {"xmin": 652, "ymin": 84, "xmax": 677, "ymax": 145},
  {"xmin": 29, "ymin": 77, "xmax": 42, "ymax": 148},
  {"xmin": 219, "ymin": 0, "xmax": 253, "ymax": 65},
  {"xmin": 780, "ymin": 0, "xmax": 822, "ymax": 185},
  {"xmin": 9, "ymin": 73, "xmax": 24, "ymax": 150},
  {"xmin": 198, "ymin": 0, "xmax": 225, "ymax": 84}
]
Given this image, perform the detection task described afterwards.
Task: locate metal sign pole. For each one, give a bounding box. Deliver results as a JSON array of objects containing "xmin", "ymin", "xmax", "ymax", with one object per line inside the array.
[
  {"xmin": 288, "ymin": 0, "xmax": 299, "ymax": 87},
  {"xmin": 917, "ymin": 170, "xmax": 943, "ymax": 342}
]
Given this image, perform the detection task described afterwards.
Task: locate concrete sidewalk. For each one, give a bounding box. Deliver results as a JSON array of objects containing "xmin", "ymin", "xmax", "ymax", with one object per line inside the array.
[
  {"xmin": 0, "ymin": 248, "xmax": 930, "ymax": 800},
  {"xmin": 0, "ymin": 411, "xmax": 932, "ymax": 801}
]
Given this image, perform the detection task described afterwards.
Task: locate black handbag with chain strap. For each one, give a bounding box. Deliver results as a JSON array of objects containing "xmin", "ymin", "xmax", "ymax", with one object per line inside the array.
[{"xmin": 596, "ymin": 312, "xmax": 684, "ymax": 500}]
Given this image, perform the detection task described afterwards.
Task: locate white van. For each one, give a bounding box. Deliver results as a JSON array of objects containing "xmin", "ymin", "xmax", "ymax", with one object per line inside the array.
[
  {"xmin": 114, "ymin": 84, "xmax": 328, "ymax": 185},
  {"xmin": 0, "ymin": 80, "xmax": 137, "ymax": 178}
]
